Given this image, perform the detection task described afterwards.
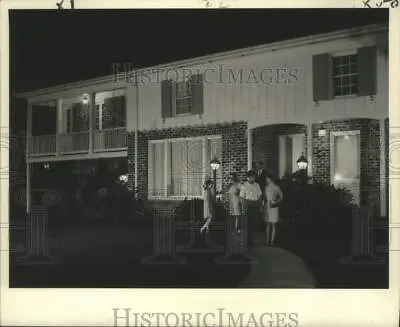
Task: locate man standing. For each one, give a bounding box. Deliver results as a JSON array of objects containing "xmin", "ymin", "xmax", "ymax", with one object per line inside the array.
[
  {"xmin": 255, "ymin": 160, "xmax": 268, "ymax": 193},
  {"xmin": 240, "ymin": 170, "xmax": 262, "ymax": 246}
]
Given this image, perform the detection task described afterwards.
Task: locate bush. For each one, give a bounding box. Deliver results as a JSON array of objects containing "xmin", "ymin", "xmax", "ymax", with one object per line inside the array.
[{"xmin": 278, "ymin": 172, "xmax": 355, "ymax": 240}]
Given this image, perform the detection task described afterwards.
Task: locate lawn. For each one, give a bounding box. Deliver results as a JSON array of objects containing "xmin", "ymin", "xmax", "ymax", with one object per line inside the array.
[{"xmin": 9, "ymin": 220, "xmax": 252, "ymax": 288}]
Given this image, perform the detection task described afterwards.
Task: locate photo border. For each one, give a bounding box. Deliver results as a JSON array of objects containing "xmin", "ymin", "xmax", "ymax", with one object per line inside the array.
[{"xmin": 1, "ymin": 1, "xmax": 399, "ymax": 326}]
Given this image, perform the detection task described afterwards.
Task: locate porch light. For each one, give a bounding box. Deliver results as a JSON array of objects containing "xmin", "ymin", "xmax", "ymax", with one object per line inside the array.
[
  {"xmin": 43, "ymin": 163, "xmax": 50, "ymax": 170},
  {"xmin": 210, "ymin": 158, "xmax": 221, "ymax": 171},
  {"xmin": 81, "ymin": 93, "xmax": 90, "ymax": 105},
  {"xmin": 119, "ymin": 174, "xmax": 128, "ymax": 183},
  {"xmin": 296, "ymin": 153, "xmax": 308, "ymax": 170}
]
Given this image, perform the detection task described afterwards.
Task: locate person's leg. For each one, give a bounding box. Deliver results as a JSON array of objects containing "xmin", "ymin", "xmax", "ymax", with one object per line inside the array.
[
  {"xmin": 249, "ymin": 205, "xmax": 258, "ymax": 245},
  {"xmin": 271, "ymin": 223, "xmax": 276, "ymax": 245},
  {"xmin": 265, "ymin": 223, "xmax": 270, "ymax": 244},
  {"xmin": 245, "ymin": 205, "xmax": 253, "ymax": 246}
]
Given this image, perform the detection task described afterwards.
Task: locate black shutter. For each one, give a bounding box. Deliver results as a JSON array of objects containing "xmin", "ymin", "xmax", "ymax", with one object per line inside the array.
[
  {"xmin": 285, "ymin": 136, "xmax": 293, "ymax": 174},
  {"xmin": 112, "ymin": 95, "xmax": 126, "ymax": 127},
  {"xmin": 161, "ymin": 79, "xmax": 173, "ymax": 119},
  {"xmin": 312, "ymin": 53, "xmax": 333, "ymax": 101},
  {"xmin": 357, "ymin": 46, "xmax": 377, "ymax": 96},
  {"xmin": 191, "ymin": 74, "xmax": 204, "ymax": 115}
]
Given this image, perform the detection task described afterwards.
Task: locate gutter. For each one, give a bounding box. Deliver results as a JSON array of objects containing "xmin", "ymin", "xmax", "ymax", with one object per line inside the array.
[{"xmin": 14, "ymin": 23, "xmax": 387, "ymax": 99}]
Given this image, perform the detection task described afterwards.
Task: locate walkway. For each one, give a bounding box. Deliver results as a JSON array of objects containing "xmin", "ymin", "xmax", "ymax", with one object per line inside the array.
[{"xmin": 240, "ymin": 245, "xmax": 316, "ymax": 288}]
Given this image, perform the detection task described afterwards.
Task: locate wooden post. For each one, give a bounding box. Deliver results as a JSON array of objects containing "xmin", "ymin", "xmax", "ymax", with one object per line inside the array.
[
  {"xmin": 247, "ymin": 127, "xmax": 252, "ymax": 171},
  {"xmin": 56, "ymin": 99, "xmax": 62, "ymax": 155},
  {"xmin": 88, "ymin": 93, "xmax": 95, "ymax": 153},
  {"xmin": 307, "ymin": 123, "xmax": 312, "ymax": 177},
  {"xmin": 26, "ymin": 102, "xmax": 32, "ymax": 214}
]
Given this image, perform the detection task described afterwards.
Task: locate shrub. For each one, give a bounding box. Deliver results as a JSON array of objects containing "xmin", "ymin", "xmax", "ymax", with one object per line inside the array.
[{"xmin": 278, "ymin": 172, "xmax": 355, "ymax": 238}]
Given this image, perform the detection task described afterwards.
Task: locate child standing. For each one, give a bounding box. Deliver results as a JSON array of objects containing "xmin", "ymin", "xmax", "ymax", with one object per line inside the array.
[
  {"xmin": 228, "ymin": 172, "xmax": 242, "ymax": 234},
  {"xmin": 200, "ymin": 179, "xmax": 215, "ymax": 234}
]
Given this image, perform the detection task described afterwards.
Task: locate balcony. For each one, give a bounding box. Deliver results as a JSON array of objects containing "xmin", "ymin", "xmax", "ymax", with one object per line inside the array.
[{"xmin": 28, "ymin": 127, "xmax": 127, "ymax": 158}]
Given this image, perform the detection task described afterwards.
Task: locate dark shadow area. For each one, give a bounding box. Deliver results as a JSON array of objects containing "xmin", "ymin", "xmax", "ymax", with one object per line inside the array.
[{"xmin": 9, "ymin": 219, "xmax": 252, "ymax": 288}]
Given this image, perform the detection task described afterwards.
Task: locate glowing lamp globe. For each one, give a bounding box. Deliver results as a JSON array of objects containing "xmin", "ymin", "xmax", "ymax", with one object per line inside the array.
[
  {"xmin": 210, "ymin": 158, "xmax": 221, "ymax": 171},
  {"xmin": 296, "ymin": 153, "xmax": 308, "ymax": 171}
]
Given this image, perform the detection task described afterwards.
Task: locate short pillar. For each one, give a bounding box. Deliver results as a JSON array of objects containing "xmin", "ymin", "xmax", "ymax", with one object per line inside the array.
[
  {"xmin": 340, "ymin": 206, "xmax": 384, "ymax": 265},
  {"xmin": 215, "ymin": 215, "xmax": 257, "ymax": 265},
  {"xmin": 17, "ymin": 205, "xmax": 58, "ymax": 265},
  {"xmin": 141, "ymin": 211, "xmax": 186, "ymax": 265}
]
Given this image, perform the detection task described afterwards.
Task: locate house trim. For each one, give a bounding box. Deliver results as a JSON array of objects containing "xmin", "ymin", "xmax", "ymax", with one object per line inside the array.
[
  {"xmin": 15, "ymin": 24, "xmax": 387, "ymax": 100},
  {"xmin": 26, "ymin": 150, "xmax": 127, "ymax": 163},
  {"xmin": 329, "ymin": 130, "xmax": 361, "ymax": 183}
]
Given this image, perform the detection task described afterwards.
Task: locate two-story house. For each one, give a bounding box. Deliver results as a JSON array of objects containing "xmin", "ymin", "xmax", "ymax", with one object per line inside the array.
[{"xmin": 16, "ymin": 23, "xmax": 389, "ymax": 219}]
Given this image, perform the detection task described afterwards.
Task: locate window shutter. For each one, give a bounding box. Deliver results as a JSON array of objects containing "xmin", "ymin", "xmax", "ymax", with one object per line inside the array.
[
  {"xmin": 161, "ymin": 79, "xmax": 173, "ymax": 119},
  {"xmin": 357, "ymin": 46, "xmax": 377, "ymax": 96},
  {"xmin": 285, "ymin": 136, "xmax": 293, "ymax": 174},
  {"xmin": 312, "ymin": 53, "xmax": 333, "ymax": 101},
  {"xmin": 191, "ymin": 74, "xmax": 204, "ymax": 115},
  {"xmin": 111, "ymin": 96, "xmax": 126, "ymax": 127}
]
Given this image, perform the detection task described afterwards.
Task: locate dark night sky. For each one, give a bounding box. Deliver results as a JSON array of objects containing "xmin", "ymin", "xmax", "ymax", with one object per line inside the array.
[{"xmin": 10, "ymin": 9, "xmax": 388, "ymax": 95}]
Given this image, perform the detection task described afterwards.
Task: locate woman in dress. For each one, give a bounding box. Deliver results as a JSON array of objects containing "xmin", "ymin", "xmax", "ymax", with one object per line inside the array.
[
  {"xmin": 228, "ymin": 172, "xmax": 242, "ymax": 234},
  {"xmin": 262, "ymin": 174, "xmax": 283, "ymax": 246},
  {"xmin": 200, "ymin": 179, "xmax": 215, "ymax": 234}
]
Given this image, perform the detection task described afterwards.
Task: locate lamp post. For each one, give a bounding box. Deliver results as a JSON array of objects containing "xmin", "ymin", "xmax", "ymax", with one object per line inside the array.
[
  {"xmin": 210, "ymin": 157, "xmax": 221, "ymax": 197},
  {"xmin": 296, "ymin": 153, "xmax": 308, "ymax": 183},
  {"xmin": 296, "ymin": 153, "xmax": 308, "ymax": 170}
]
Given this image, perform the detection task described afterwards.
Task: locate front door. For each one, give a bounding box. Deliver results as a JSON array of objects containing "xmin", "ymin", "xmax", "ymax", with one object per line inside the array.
[
  {"xmin": 330, "ymin": 130, "xmax": 360, "ymax": 205},
  {"xmin": 278, "ymin": 134, "xmax": 306, "ymax": 178}
]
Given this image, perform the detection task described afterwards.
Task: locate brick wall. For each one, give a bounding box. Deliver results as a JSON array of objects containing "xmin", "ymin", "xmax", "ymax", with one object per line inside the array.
[
  {"xmin": 252, "ymin": 124, "xmax": 307, "ymax": 178},
  {"xmin": 312, "ymin": 118, "xmax": 382, "ymax": 213},
  {"xmin": 385, "ymin": 118, "xmax": 389, "ymax": 218},
  {"xmin": 127, "ymin": 121, "xmax": 248, "ymax": 214}
]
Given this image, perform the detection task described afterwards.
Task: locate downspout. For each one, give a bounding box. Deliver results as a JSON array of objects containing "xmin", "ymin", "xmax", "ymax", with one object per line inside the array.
[{"xmin": 134, "ymin": 69, "xmax": 139, "ymax": 198}]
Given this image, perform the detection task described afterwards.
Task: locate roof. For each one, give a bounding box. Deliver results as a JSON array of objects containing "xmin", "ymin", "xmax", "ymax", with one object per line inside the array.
[{"xmin": 15, "ymin": 23, "xmax": 388, "ymax": 99}]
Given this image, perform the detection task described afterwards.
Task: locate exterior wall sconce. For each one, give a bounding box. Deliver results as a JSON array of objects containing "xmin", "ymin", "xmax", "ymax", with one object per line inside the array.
[
  {"xmin": 296, "ymin": 153, "xmax": 308, "ymax": 171},
  {"xmin": 82, "ymin": 93, "xmax": 90, "ymax": 105},
  {"xmin": 43, "ymin": 163, "xmax": 50, "ymax": 170}
]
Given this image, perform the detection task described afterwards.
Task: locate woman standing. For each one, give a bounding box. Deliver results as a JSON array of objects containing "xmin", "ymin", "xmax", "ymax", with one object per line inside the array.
[
  {"xmin": 262, "ymin": 174, "xmax": 283, "ymax": 246},
  {"xmin": 228, "ymin": 172, "xmax": 242, "ymax": 234}
]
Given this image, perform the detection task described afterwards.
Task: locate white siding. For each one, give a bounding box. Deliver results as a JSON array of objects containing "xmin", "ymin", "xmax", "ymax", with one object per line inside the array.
[{"xmin": 127, "ymin": 30, "xmax": 388, "ymax": 131}]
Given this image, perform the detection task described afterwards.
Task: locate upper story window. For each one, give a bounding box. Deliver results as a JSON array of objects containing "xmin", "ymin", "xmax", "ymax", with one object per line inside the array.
[
  {"xmin": 312, "ymin": 46, "xmax": 377, "ymax": 102},
  {"xmin": 95, "ymin": 89, "xmax": 126, "ymax": 130},
  {"xmin": 161, "ymin": 74, "xmax": 204, "ymax": 120},
  {"xmin": 174, "ymin": 80, "xmax": 192, "ymax": 115},
  {"xmin": 332, "ymin": 54, "xmax": 358, "ymax": 97}
]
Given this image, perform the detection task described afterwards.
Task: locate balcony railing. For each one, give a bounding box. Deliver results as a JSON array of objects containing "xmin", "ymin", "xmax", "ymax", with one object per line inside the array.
[
  {"xmin": 94, "ymin": 127, "xmax": 127, "ymax": 152},
  {"xmin": 28, "ymin": 127, "xmax": 127, "ymax": 157},
  {"xmin": 29, "ymin": 135, "xmax": 57, "ymax": 156},
  {"xmin": 59, "ymin": 131, "xmax": 90, "ymax": 154}
]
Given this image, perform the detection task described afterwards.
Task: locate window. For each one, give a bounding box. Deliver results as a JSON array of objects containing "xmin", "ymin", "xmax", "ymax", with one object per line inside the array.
[
  {"xmin": 174, "ymin": 80, "xmax": 192, "ymax": 115},
  {"xmin": 278, "ymin": 134, "xmax": 306, "ymax": 178},
  {"xmin": 331, "ymin": 132, "xmax": 360, "ymax": 181},
  {"xmin": 94, "ymin": 89, "xmax": 126, "ymax": 130},
  {"xmin": 332, "ymin": 54, "xmax": 358, "ymax": 97},
  {"xmin": 148, "ymin": 136, "xmax": 222, "ymax": 199}
]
